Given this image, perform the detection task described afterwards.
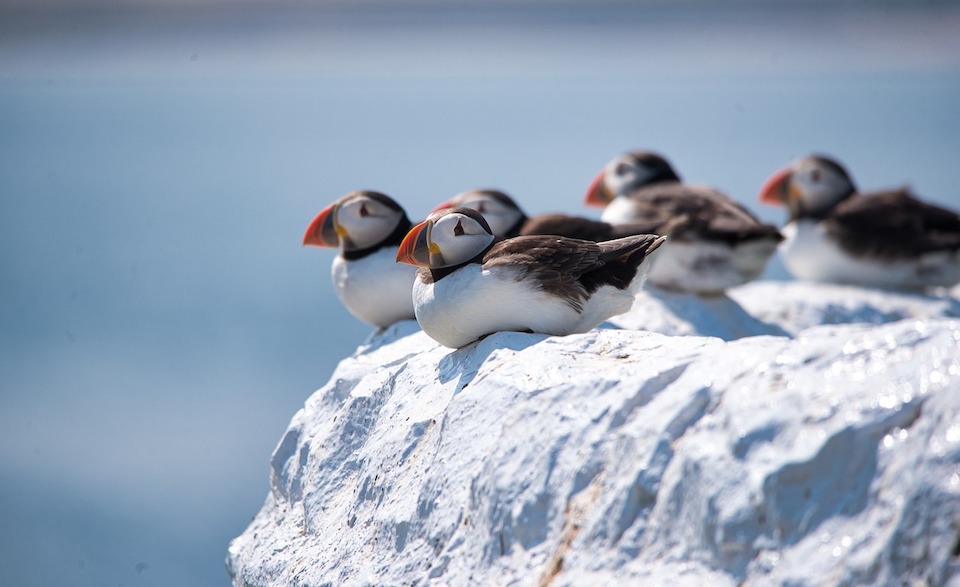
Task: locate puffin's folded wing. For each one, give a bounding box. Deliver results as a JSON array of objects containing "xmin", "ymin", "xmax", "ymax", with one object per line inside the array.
[{"xmin": 828, "ymin": 189, "xmax": 960, "ymax": 260}]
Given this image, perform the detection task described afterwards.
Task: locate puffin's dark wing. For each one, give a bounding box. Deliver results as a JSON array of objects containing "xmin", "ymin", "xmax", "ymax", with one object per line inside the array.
[
  {"xmin": 827, "ymin": 189, "xmax": 960, "ymax": 260},
  {"xmin": 520, "ymin": 214, "xmax": 664, "ymax": 241},
  {"xmin": 482, "ymin": 235, "xmax": 606, "ymax": 311},
  {"xmin": 626, "ymin": 184, "xmax": 782, "ymax": 244},
  {"xmin": 595, "ymin": 233, "xmax": 665, "ymax": 262},
  {"xmin": 585, "ymin": 234, "xmax": 666, "ymax": 292},
  {"xmin": 482, "ymin": 233, "xmax": 665, "ymax": 312},
  {"xmin": 483, "ymin": 236, "xmax": 605, "ymax": 280}
]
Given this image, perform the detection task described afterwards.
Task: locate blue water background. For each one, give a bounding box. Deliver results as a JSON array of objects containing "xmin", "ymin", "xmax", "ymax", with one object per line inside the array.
[{"xmin": 2, "ymin": 2, "xmax": 959, "ymax": 585}]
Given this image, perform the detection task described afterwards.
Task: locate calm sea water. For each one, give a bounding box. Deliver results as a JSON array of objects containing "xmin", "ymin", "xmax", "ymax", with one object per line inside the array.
[{"xmin": 2, "ymin": 2, "xmax": 959, "ymax": 585}]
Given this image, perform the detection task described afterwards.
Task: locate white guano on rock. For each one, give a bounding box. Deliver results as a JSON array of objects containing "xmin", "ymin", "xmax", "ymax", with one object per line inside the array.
[{"xmin": 227, "ymin": 283, "xmax": 960, "ymax": 586}]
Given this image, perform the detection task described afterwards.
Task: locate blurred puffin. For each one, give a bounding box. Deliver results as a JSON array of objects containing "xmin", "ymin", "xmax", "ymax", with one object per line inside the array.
[
  {"xmin": 759, "ymin": 154, "xmax": 960, "ymax": 289},
  {"xmin": 396, "ymin": 207, "xmax": 666, "ymax": 348},
  {"xmin": 303, "ymin": 190, "xmax": 417, "ymax": 327},
  {"xmin": 585, "ymin": 150, "xmax": 783, "ymax": 295},
  {"xmin": 432, "ymin": 188, "xmax": 661, "ymax": 242}
]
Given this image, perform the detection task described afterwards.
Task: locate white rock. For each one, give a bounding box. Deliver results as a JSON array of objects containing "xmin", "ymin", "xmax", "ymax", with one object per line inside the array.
[
  {"xmin": 611, "ymin": 281, "xmax": 960, "ymax": 340},
  {"xmin": 609, "ymin": 286, "xmax": 788, "ymax": 340},
  {"xmin": 730, "ymin": 280, "xmax": 960, "ymax": 336},
  {"xmin": 227, "ymin": 284, "xmax": 960, "ymax": 586}
]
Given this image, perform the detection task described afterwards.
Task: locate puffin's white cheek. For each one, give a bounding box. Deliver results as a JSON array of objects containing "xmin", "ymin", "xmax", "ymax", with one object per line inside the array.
[
  {"xmin": 343, "ymin": 216, "xmax": 399, "ymax": 250},
  {"xmin": 484, "ymin": 215, "xmax": 513, "ymax": 237}
]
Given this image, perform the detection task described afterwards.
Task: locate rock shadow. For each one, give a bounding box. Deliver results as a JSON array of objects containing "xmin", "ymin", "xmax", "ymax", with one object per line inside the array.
[
  {"xmin": 646, "ymin": 286, "xmax": 790, "ymax": 340},
  {"xmin": 355, "ymin": 319, "xmax": 422, "ymax": 356},
  {"xmin": 436, "ymin": 331, "xmax": 548, "ymax": 393}
]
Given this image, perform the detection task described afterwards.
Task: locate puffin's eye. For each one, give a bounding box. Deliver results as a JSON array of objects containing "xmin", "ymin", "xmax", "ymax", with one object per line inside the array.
[
  {"xmin": 476, "ymin": 202, "xmax": 486, "ymax": 213},
  {"xmin": 359, "ymin": 203, "xmax": 369, "ymax": 217},
  {"xmin": 615, "ymin": 162, "xmax": 632, "ymax": 176},
  {"xmin": 810, "ymin": 169, "xmax": 822, "ymax": 183},
  {"xmin": 453, "ymin": 219, "xmax": 464, "ymax": 236}
]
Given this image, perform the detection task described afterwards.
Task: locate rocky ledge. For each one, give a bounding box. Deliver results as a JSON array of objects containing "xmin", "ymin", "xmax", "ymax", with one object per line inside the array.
[{"xmin": 227, "ymin": 282, "xmax": 960, "ymax": 586}]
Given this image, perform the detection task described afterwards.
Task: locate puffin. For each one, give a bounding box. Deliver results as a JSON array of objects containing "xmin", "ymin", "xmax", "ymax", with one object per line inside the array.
[
  {"xmin": 395, "ymin": 207, "xmax": 666, "ymax": 348},
  {"xmin": 303, "ymin": 190, "xmax": 418, "ymax": 328},
  {"xmin": 432, "ymin": 188, "xmax": 663, "ymax": 241},
  {"xmin": 759, "ymin": 154, "xmax": 960, "ymax": 289},
  {"xmin": 585, "ymin": 150, "xmax": 783, "ymax": 295}
]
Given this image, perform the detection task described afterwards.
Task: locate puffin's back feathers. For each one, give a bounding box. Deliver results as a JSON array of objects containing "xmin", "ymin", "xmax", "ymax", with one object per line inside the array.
[
  {"xmin": 620, "ymin": 184, "xmax": 783, "ymax": 245},
  {"xmin": 519, "ymin": 214, "xmax": 665, "ymax": 242},
  {"xmin": 827, "ymin": 188, "xmax": 960, "ymax": 260},
  {"xmin": 586, "ymin": 233, "xmax": 667, "ymax": 293},
  {"xmin": 481, "ymin": 233, "xmax": 665, "ymax": 311}
]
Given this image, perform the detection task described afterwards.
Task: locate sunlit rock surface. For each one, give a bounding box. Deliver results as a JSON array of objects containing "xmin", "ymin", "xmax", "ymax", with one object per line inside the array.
[
  {"xmin": 611, "ymin": 281, "xmax": 960, "ymax": 341},
  {"xmin": 227, "ymin": 282, "xmax": 960, "ymax": 586},
  {"xmin": 731, "ymin": 281, "xmax": 960, "ymax": 337}
]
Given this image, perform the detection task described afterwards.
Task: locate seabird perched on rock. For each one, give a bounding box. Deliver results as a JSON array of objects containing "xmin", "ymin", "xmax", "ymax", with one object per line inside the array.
[
  {"xmin": 585, "ymin": 150, "xmax": 783, "ymax": 295},
  {"xmin": 303, "ymin": 190, "xmax": 417, "ymax": 328},
  {"xmin": 396, "ymin": 207, "xmax": 665, "ymax": 348},
  {"xmin": 759, "ymin": 154, "xmax": 960, "ymax": 289}
]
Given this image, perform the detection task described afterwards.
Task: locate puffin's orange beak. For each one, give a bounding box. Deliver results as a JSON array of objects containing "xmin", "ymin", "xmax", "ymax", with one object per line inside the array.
[
  {"xmin": 759, "ymin": 168, "xmax": 791, "ymax": 207},
  {"xmin": 302, "ymin": 204, "xmax": 341, "ymax": 247},
  {"xmin": 429, "ymin": 199, "xmax": 455, "ymax": 214},
  {"xmin": 396, "ymin": 220, "xmax": 435, "ymax": 267},
  {"xmin": 584, "ymin": 170, "xmax": 612, "ymax": 207}
]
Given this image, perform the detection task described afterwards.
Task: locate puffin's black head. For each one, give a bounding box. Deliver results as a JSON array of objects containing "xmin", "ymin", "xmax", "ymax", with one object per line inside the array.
[
  {"xmin": 624, "ymin": 150, "xmax": 682, "ymax": 185},
  {"xmin": 397, "ymin": 207, "xmax": 495, "ymax": 269},
  {"xmin": 585, "ymin": 149, "xmax": 682, "ymax": 207},
  {"xmin": 431, "ymin": 189, "xmax": 526, "ymax": 238},
  {"xmin": 759, "ymin": 154, "xmax": 857, "ymax": 220},
  {"xmin": 303, "ymin": 190, "xmax": 411, "ymax": 254}
]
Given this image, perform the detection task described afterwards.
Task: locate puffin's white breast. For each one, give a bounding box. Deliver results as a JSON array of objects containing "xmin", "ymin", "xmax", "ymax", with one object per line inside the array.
[
  {"xmin": 413, "ymin": 264, "xmax": 636, "ymax": 348},
  {"xmin": 646, "ymin": 239, "xmax": 779, "ymax": 295},
  {"xmin": 779, "ymin": 219, "xmax": 960, "ymax": 289},
  {"xmin": 599, "ymin": 197, "xmax": 641, "ymax": 225},
  {"xmin": 332, "ymin": 247, "xmax": 418, "ymax": 328}
]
